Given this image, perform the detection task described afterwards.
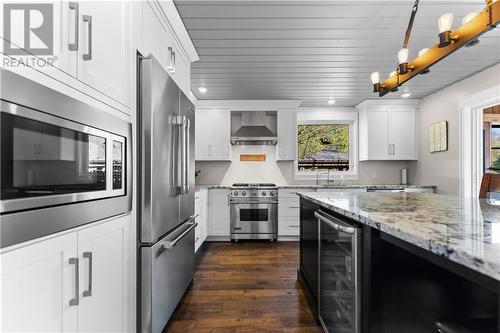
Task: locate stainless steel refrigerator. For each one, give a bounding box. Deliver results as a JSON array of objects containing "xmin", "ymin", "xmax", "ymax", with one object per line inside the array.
[{"xmin": 138, "ymin": 55, "xmax": 196, "ymax": 333}]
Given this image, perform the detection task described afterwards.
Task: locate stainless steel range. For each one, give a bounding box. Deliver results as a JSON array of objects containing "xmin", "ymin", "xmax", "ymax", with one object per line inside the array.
[{"xmin": 230, "ymin": 183, "xmax": 278, "ymax": 241}]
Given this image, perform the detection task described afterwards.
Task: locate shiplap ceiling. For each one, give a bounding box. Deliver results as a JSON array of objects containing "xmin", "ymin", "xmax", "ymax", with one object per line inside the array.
[{"xmin": 175, "ymin": 0, "xmax": 500, "ymax": 107}]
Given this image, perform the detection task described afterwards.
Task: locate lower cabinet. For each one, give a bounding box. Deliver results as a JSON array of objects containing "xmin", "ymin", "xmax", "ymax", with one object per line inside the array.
[
  {"xmin": 278, "ymin": 189, "xmax": 317, "ymax": 237},
  {"xmin": 195, "ymin": 188, "xmax": 209, "ymax": 251},
  {"xmin": 208, "ymin": 189, "xmax": 231, "ymax": 238},
  {"xmin": 0, "ymin": 215, "xmax": 130, "ymax": 332}
]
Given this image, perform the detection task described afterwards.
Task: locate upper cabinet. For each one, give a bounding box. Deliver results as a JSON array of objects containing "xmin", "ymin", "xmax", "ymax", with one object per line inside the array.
[
  {"xmin": 140, "ymin": 1, "xmax": 198, "ymax": 97},
  {"xmin": 357, "ymin": 100, "xmax": 419, "ymax": 161},
  {"xmin": 2, "ymin": 1, "xmax": 131, "ymax": 111},
  {"xmin": 76, "ymin": 1, "xmax": 130, "ymax": 107},
  {"xmin": 195, "ymin": 109, "xmax": 231, "ymax": 161},
  {"xmin": 276, "ymin": 109, "xmax": 297, "ymax": 161}
]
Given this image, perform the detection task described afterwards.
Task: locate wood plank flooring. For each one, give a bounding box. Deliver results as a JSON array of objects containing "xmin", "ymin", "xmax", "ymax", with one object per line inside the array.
[{"xmin": 164, "ymin": 241, "xmax": 322, "ymax": 333}]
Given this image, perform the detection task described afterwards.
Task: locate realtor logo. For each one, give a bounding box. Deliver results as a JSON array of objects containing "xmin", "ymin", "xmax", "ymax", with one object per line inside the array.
[{"xmin": 3, "ymin": 3, "xmax": 53, "ymax": 55}]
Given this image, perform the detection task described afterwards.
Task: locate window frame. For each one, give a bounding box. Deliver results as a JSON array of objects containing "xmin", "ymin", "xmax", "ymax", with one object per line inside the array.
[
  {"xmin": 294, "ymin": 111, "xmax": 358, "ymax": 180},
  {"xmin": 490, "ymin": 124, "xmax": 500, "ymax": 170}
]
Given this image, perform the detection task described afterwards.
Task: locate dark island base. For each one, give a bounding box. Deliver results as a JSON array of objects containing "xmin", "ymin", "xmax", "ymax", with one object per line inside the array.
[
  {"xmin": 366, "ymin": 228, "xmax": 499, "ymax": 332},
  {"xmin": 299, "ymin": 198, "xmax": 500, "ymax": 332}
]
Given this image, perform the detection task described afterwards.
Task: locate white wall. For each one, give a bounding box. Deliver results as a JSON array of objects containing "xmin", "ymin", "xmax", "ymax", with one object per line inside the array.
[{"xmin": 408, "ymin": 64, "xmax": 500, "ymax": 195}]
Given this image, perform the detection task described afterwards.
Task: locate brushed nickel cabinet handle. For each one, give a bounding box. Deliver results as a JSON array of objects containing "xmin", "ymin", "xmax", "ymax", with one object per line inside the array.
[
  {"xmin": 69, "ymin": 257, "xmax": 79, "ymax": 306},
  {"xmin": 68, "ymin": 2, "xmax": 79, "ymax": 51},
  {"xmin": 82, "ymin": 15, "xmax": 92, "ymax": 60},
  {"xmin": 82, "ymin": 252, "xmax": 93, "ymax": 297}
]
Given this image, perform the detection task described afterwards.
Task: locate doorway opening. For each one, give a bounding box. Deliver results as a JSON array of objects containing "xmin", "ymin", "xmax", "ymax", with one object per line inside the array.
[{"xmin": 460, "ymin": 85, "xmax": 500, "ymax": 198}]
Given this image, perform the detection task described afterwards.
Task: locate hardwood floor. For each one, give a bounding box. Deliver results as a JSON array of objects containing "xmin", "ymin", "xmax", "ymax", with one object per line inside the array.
[{"xmin": 164, "ymin": 241, "xmax": 322, "ymax": 333}]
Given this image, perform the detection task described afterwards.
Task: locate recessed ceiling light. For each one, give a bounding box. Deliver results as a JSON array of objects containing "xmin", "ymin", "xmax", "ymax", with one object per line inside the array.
[
  {"xmin": 402, "ymin": 93, "xmax": 411, "ymax": 98},
  {"xmin": 198, "ymin": 87, "xmax": 208, "ymax": 93},
  {"xmin": 328, "ymin": 99, "xmax": 336, "ymax": 105}
]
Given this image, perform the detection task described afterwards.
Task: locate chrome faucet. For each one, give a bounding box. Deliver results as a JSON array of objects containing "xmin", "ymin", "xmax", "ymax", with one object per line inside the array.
[{"xmin": 316, "ymin": 170, "xmax": 331, "ymax": 186}]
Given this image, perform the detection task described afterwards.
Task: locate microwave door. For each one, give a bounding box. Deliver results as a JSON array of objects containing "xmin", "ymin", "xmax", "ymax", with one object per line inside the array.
[{"xmin": 140, "ymin": 57, "xmax": 181, "ymax": 244}]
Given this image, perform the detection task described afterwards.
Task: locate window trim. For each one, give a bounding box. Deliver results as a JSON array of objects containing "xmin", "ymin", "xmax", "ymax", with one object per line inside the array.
[{"xmin": 294, "ymin": 116, "xmax": 358, "ymax": 180}]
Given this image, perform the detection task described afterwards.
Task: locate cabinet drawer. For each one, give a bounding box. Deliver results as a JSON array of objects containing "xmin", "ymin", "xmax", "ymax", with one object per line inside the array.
[
  {"xmin": 279, "ymin": 207, "xmax": 299, "ymax": 218},
  {"xmin": 279, "ymin": 197, "xmax": 300, "ymax": 207},
  {"xmin": 279, "ymin": 217, "xmax": 300, "ymax": 236}
]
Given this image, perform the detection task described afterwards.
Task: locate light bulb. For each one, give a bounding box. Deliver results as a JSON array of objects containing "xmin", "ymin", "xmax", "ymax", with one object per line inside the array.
[
  {"xmin": 462, "ymin": 12, "xmax": 477, "ymax": 25},
  {"xmin": 418, "ymin": 48, "xmax": 429, "ymax": 57},
  {"xmin": 389, "ymin": 71, "xmax": 397, "ymax": 77},
  {"xmin": 328, "ymin": 99, "xmax": 336, "ymax": 105},
  {"xmin": 398, "ymin": 48, "xmax": 409, "ymax": 64},
  {"xmin": 438, "ymin": 13, "xmax": 453, "ymax": 33},
  {"xmin": 198, "ymin": 87, "xmax": 208, "ymax": 93},
  {"xmin": 370, "ymin": 72, "xmax": 380, "ymax": 84}
]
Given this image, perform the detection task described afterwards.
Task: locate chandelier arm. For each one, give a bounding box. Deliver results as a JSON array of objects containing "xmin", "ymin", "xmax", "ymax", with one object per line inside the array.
[{"xmin": 403, "ymin": 0, "xmax": 420, "ymax": 49}]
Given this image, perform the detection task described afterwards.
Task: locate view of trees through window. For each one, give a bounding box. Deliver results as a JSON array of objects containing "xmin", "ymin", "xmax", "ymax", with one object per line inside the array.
[
  {"xmin": 491, "ymin": 125, "xmax": 500, "ymax": 170},
  {"xmin": 297, "ymin": 124, "xmax": 349, "ymax": 172}
]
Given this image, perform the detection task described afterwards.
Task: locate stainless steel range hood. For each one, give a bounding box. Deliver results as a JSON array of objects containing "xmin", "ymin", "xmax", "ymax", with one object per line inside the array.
[{"xmin": 231, "ymin": 111, "xmax": 277, "ymax": 145}]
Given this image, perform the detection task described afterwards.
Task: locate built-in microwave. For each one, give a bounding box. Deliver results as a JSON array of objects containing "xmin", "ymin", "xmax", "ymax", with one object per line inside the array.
[{"xmin": 0, "ymin": 69, "xmax": 132, "ymax": 248}]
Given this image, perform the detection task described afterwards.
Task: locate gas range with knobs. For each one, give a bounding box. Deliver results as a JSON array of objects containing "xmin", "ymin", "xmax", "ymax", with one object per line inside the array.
[{"xmin": 229, "ymin": 183, "xmax": 278, "ymax": 241}]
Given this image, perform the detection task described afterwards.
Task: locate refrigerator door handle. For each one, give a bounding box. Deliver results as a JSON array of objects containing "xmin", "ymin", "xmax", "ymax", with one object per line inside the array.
[
  {"xmin": 161, "ymin": 220, "xmax": 198, "ymax": 250},
  {"xmin": 184, "ymin": 118, "xmax": 191, "ymax": 194},
  {"xmin": 181, "ymin": 116, "xmax": 187, "ymax": 194},
  {"xmin": 174, "ymin": 115, "xmax": 183, "ymax": 194}
]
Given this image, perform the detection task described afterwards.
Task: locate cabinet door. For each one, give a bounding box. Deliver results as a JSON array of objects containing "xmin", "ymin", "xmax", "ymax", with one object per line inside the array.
[
  {"xmin": 1, "ymin": 233, "xmax": 78, "ymax": 332},
  {"xmin": 390, "ymin": 108, "xmax": 416, "ymax": 160},
  {"xmin": 77, "ymin": 216, "xmax": 129, "ymax": 333},
  {"xmin": 45, "ymin": 1, "xmax": 78, "ymax": 79},
  {"xmin": 141, "ymin": 1, "xmax": 168, "ymax": 70},
  {"xmin": 277, "ymin": 109, "xmax": 296, "ymax": 161},
  {"xmin": 195, "ymin": 110, "xmax": 212, "ymax": 160},
  {"xmin": 366, "ymin": 109, "xmax": 390, "ymax": 160},
  {"xmin": 77, "ymin": 1, "xmax": 129, "ymax": 106},
  {"xmin": 211, "ymin": 109, "xmax": 231, "ymax": 160},
  {"xmin": 208, "ymin": 189, "xmax": 230, "ymax": 236}
]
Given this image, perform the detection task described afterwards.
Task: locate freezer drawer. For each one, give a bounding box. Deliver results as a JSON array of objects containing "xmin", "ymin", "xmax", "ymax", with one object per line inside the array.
[{"xmin": 140, "ymin": 221, "xmax": 196, "ymax": 333}]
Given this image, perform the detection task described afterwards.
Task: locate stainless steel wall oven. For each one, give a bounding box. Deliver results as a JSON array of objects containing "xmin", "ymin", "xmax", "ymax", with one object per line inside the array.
[{"xmin": 0, "ymin": 70, "xmax": 132, "ymax": 248}]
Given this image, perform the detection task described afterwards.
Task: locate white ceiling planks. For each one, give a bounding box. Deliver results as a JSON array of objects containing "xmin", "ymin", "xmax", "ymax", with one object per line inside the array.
[{"xmin": 175, "ymin": 0, "xmax": 500, "ymax": 106}]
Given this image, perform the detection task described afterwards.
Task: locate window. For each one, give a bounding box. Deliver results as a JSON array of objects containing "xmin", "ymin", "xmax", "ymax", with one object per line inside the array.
[
  {"xmin": 491, "ymin": 125, "xmax": 500, "ymax": 170},
  {"xmin": 298, "ymin": 124, "xmax": 350, "ymax": 171},
  {"xmin": 294, "ymin": 110, "xmax": 358, "ymax": 180}
]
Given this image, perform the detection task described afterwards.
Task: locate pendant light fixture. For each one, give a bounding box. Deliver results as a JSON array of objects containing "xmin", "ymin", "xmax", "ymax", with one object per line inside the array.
[
  {"xmin": 370, "ymin": 0, "xmax": 500, "ymax": 97},
  {"xmin": 438, "ymin": 13, "xmax": 455, "ymax": 47}
]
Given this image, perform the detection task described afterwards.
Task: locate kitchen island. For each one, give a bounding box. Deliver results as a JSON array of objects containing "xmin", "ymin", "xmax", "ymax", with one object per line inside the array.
[{"xmin": 298, "ymin": 192, "xmax": 500, "ymax": 332}]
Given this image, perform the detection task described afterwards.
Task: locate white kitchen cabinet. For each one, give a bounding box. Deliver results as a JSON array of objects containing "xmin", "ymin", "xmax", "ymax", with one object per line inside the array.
[
  {"xmin": 357, "ymin": 100, "xmax": 419, "ymax": 161},
  {"xmin": 1, "ymin": 233, "xmax": 78, "ymax": 332},
  {"xmin": 140, "ymin": 1, "xmax": 192, "ymax": 97},
  {"xmin": 77, "ymin": 1, "xmax": 130, "ymax": 107},
  {"xmin": 208, "ymin": 189, "xmax": 231, "ymax": 237},
  {"xmin": 195, "ymin": 109, "xmax": 232, "ymax": 161},
  {"xmin": 276, "ymin": 109, "xmax": 297, "ymax": 161},
  {"xmin": 390, "ymin": 108, "xmax": 416, "ymax": 160},
  {"xmin": 141, "ymin": 1, "xmax": 168, "ymax": 70},
  {"xmin": 278, "ymin": 188, "xmax": 315, "ymax": 237},
  {"xmin": 0, "ymin": 215, "xmax": 131, "ymax": 333},
  {"xmin": 77, "ymin": 215, "xmax": 129, "ymax": 333},
  {"xmin": 195, "ymin": 188, "xmax": 209, "ymax": 251}
]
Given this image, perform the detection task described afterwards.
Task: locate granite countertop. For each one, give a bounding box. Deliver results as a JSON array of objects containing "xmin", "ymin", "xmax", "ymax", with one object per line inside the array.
[
  {"xmin": 298, "ymin": 191, "xmax": 500, "ymax": 282},
  {"xmin": 196, "ymin": 184, "xmax": 436, "ymax": 190}
]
